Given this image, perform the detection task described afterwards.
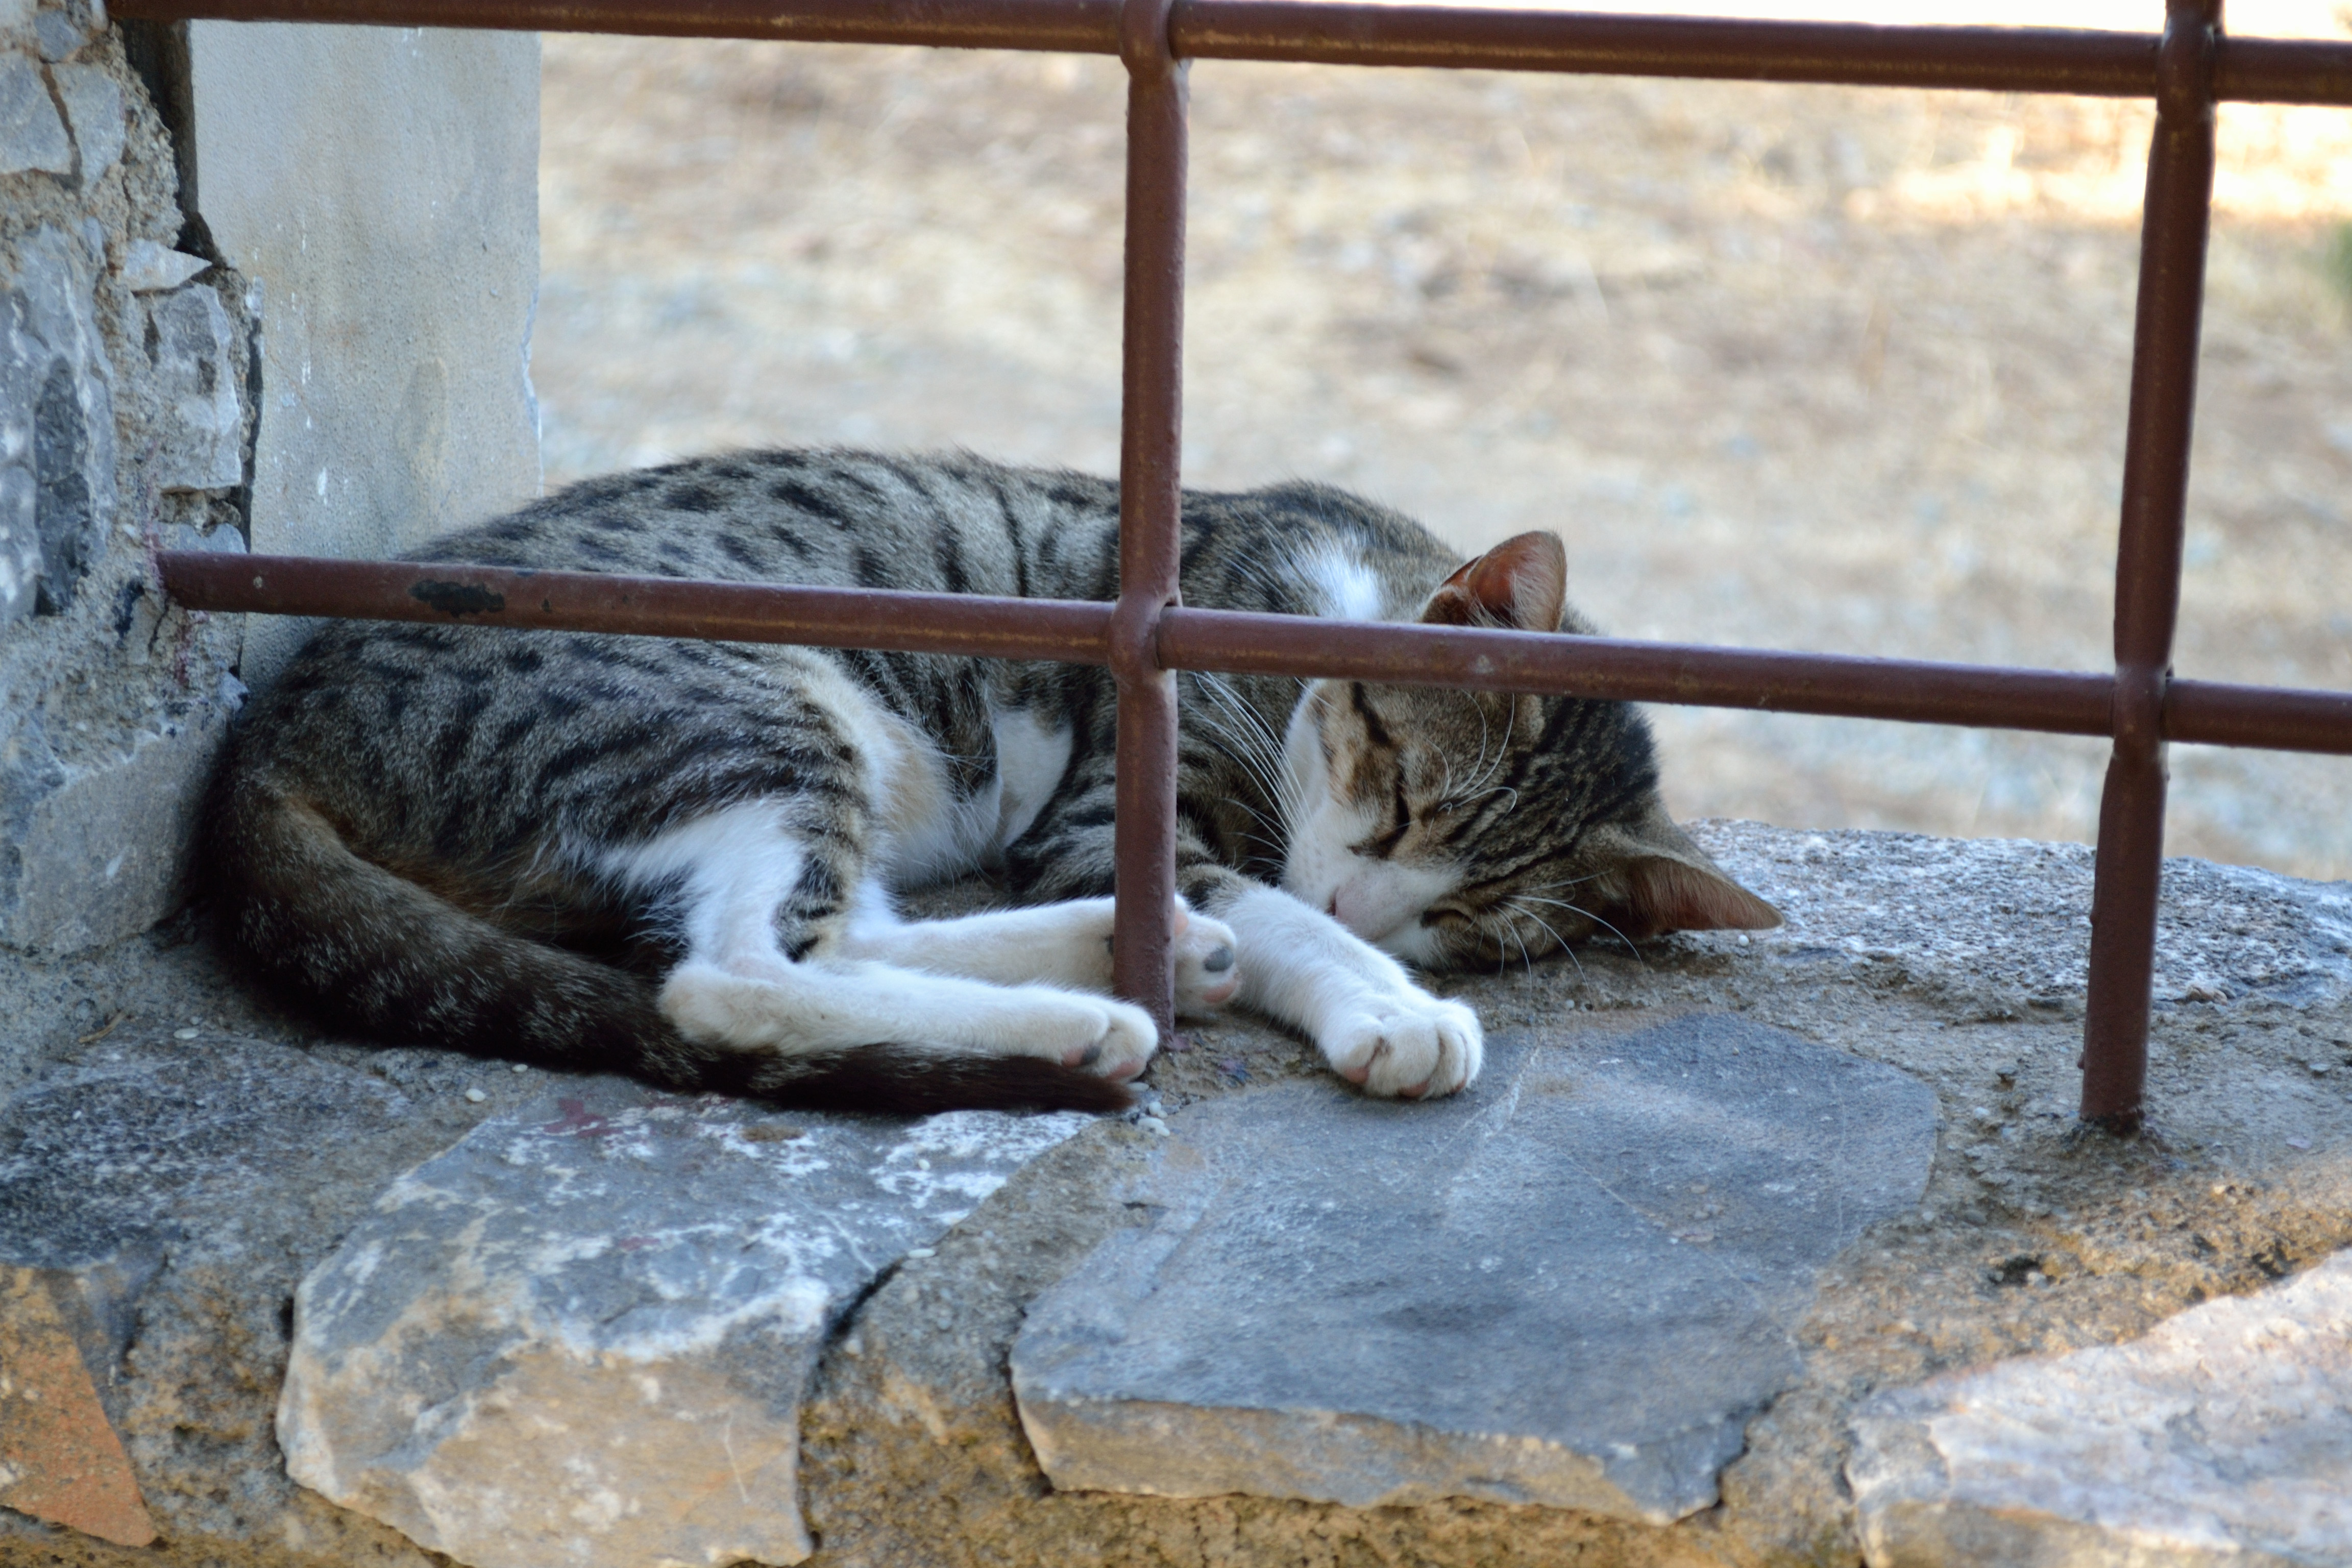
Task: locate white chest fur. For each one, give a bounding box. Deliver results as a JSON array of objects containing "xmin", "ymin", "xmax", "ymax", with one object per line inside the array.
[
  {"xmin": 874, "ymin": 703, "xmax": 1072, "ymax": 888},
  {"xmin": 989, "ymin": 706, "xmax": 1073, "ymax": 854}
]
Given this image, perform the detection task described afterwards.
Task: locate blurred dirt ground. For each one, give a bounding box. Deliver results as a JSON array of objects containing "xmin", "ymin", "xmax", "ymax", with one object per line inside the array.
[{"xmin": 532, "ymin": 2, "xmax": 2352, "ymax": 878}]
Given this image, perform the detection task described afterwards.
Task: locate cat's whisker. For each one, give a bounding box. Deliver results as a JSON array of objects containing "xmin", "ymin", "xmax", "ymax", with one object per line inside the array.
[
  {"xmin": 1502, "ymin": 916, "xmax": 1537, "ymax": 979},
  {"xmin": 1506, "ymin": 891, "xmax": 1648, "ymax": 963},
  {"xmin": 1517, "ymin": 895, "xmax": 1649, "ymax": 968},
  {"xmin": 1463, "ymin": 703, "xmax": 1517, "ymax": 797},
  {"xmin": 1502, "ymin": 899, "xmax": 1585, "ymax": 985},
  {"xmin": 1196, "ymin": 671, "xmax": 1314, "ymax": 847},
  {"xmin": 1194, "ymin": 694, "xmax": 1298, "ymax": 842}
]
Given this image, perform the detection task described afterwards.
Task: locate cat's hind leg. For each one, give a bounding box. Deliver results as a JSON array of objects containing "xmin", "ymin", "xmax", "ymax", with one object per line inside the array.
[
  {"xmin": 837, "ymin": 889, "xmax": 1240, "ymax": 1015},
  {"xmin": 606, "ymin": 802, "xmax": 1159, "ymax": 1081}
]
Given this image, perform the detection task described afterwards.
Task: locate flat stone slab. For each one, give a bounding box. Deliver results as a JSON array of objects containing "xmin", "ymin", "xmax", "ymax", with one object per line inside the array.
[
  {"xmin": 279, "ymin": 1079, "xmax": 1091, "ymax": 1568},
  {"xmin": 1849, "ymin": 1247, "xmax": 2352, "ymax": 1568},
  {"xmin": 1011, "ymin": 1014, "xmax": 1937, "ymax": 1525}
]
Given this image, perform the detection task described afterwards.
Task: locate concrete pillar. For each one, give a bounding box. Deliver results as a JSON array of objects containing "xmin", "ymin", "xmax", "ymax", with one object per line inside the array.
[{"xmin": 185, "ymin": 20, "xmax": 541, "ymax": 688}]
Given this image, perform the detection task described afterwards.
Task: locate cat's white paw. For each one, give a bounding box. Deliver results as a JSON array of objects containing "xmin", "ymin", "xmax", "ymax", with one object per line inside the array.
[
  {"xmin": 1319, "ymin": 988, "xmax": 1482, "ymax": 1099},
  {"xmin": 659, "ymin": 961, "xmax": 792, "ymax": 1048},
  {"xmin": 1044, "ymin": 993, "xmax": 1159, "ymax": 1082},
  {"xmin": 1172, "ymin": 903, "xmax": 1240, "ymax": 1016}
]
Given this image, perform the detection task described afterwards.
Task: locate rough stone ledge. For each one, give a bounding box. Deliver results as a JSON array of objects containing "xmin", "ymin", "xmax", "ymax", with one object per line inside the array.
[
  {"xmin": 4, "ymin": 822, "xmax": 2352, "ymax": 1568},
  {"xmin": 277, "ymin": 1080, "xmax": 1090, "ymax": 1568},
  {"xmin": 1849, "ymin": 1246, "xmax": 2352, "ymax": 1568}
]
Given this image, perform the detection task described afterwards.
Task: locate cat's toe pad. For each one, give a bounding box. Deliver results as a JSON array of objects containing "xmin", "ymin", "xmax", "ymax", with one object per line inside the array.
[
  {"xmin": 1324, "ymin": 992, "xmax": 1483, "ymax": 1099},
  {"xmin": 1172, "ymin": 905, "xmax": 1241, "ymax": 1014}
]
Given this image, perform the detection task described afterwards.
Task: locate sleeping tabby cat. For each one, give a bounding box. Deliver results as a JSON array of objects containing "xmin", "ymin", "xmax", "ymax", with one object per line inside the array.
[{"xmin": 208, "ymin": 449, "xmax": 1778, "ymax": 1114}]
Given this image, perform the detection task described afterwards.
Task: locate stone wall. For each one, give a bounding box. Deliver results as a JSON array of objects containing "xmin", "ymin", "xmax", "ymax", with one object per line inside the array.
[
  {"xmin": 0, "ymin": 8, "xmax": 541, "ymax": 1091},
  {"xmin": 0, "ymin": 0, "xmax": 248, "ymax": 969}
]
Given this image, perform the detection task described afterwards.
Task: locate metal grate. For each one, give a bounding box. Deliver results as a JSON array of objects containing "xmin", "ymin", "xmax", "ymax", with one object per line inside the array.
[{"xmin": 126, "ymin": 0, "xmax": 2352, "ymax": 1132}]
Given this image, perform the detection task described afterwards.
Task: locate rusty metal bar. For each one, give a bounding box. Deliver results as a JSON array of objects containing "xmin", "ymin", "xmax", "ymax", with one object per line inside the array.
[
  {"xmin": 164, "ymin": 552, "xmax": 2352, "ymax": 757},
  {"xmin": 2216, "ymin": 34, "xmax": 2352, "ymax": 103},
  {"xmin": 1180, "ymin": 5, "xmax": 2157, "ymax": 94},
  {"xmin": 1108, "ymin": 0, "xmax": 1187, "ymax": 1040},
  {"xmin": 113, "ymin": 0, "xmax": 1127, "ymax": 50},
  {"xmin": 2164, "ymin": 679, "xmax": 2352, "ymax": 754},
  {"xmin": 156, "ymin": 550, "xmax": 1120, "ymax": 662},
  {"xmin": 108, "ymin": 0, "xmax": 2352, "ymax": 105},
  {"xmin": 2080, "ymin": 0, "xmax": 2219, "ymax": 1136},
  {"xmin": 1158, "ymin": 608, "xmax": 2119, "ymax": 735}
]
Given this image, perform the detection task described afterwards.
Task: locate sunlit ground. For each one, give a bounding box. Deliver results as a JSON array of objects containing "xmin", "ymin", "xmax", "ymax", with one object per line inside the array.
[{"xmin": 530, "ymin": 0, "xmax": 2352, "ymax": 877}]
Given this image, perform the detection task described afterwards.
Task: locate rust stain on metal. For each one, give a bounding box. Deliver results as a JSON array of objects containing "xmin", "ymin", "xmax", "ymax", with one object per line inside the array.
[{"xmin": 409, "ymin": 579, "xmax": 508, "ymax": 618}]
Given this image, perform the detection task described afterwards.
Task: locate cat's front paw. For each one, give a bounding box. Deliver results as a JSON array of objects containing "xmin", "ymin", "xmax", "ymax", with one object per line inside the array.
[
  {"xmin": 1320, "ymin": 989, "xmax": 1483, "ymax": 1099},
  {"xmin": 1172, "ymin": 904, "xmax": 1240, "ymax": 1016}
]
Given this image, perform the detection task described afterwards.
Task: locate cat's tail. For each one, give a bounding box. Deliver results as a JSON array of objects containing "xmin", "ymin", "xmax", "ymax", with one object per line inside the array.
[{"xmin": 206, "ymin": 776, "xmax": 1135, "ymax": 1115}]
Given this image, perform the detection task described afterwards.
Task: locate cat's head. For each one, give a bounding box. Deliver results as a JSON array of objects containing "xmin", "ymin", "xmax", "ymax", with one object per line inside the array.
[{"xmin": 1278, "ymin": 530, "xmax": 1780, "ymax": 969}]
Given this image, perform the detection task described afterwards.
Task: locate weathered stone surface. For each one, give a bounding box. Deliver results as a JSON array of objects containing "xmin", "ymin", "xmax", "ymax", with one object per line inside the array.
[
  {"xmin": 6, "ymin": 827, "xmax": 2352, "ymax": 1568},
  {"xmin": 0, "ymin": 224, "xmax": 114, "ymax": 615},
  {"xmin": 1012, "ymin": 1015, "xmax": 1937, "ymax": 1525},
  {"xmin": 0, "ymin": 1030, "xmax": 570, "ymax": 1566},
  {"xmin": 50, "ymin": 61, "xmax": 120, "ymax": 181},
  {"xmin": 1849, "ymin": 1246, "xmax": 2352, "ymax": 1568},
  {"xmin": 280, "ymin": 1078, "xmax": 1093, "ymax": 1568},
  {"xmin": 0, "ymin": 1267, "xmax": 156, "ymax": 1547},
  {"xmin": 0, "ymin": 688, "xmax": 241, "ymax": 955},
  {"xmin": 0, "ymin": 53, "xmax": 67, "ymax": 175},
  {"xmin": 116, "ymin": 239, "xmax": 209, "ymax": 294},
  {"xmin": 31, "ymin": 3, "xmax": 101, "ymax": 63},
  {"xmin": 0, "ymin": 458, "xmax": 32, "ymax": 624},
  {"xmin": 1704, "ymin": 821, "xmax": 2352, "ymax": 1013},
  {"xmin": 144, "ymin": 284, "xmax": 243, "ymax": 491}
]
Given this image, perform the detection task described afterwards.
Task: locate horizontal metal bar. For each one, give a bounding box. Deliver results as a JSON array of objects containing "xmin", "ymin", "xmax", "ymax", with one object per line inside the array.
[
  {"xmin": 159, "ymin": 551, "xmax": 1118, "ymax": 663},
  {"xmin": 110, "ymin": 0, "xmax": 1126, "ymax": 50},
  {"xmin": 1157, "ymin": 605, "xmax": 2119, "ymax": 733},
  {"xmin": 1181, "ymin": 5, "xmax": 2159, "ymax": 96},
  {"xmin": 2165, "ymin": 677, "xmax": 2352, "ymax": 754},
  {"xmin": 162, "ymin": 553, "xmax": 2352, "ymax": 754},
  {"xmin": 2217, "ymin": 33, "xmax": 2352, "ymax": 104},
  {"xmin": 104, "ymin": 0, "xmax": 2352, "ymax": 106}
]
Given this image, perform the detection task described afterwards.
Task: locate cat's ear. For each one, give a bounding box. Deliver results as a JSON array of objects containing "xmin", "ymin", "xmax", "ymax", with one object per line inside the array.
[
  {"xmin": 1422, "ymin": 531, "xmax": 1568, "ymax": 632},
  {"xmin": 1589, "ymin": 807, "xmax": 1781, "ymax": 939},
  {"xmin": 1616, "ymin": 855, "xmax": 1782, "ymax": 938}
]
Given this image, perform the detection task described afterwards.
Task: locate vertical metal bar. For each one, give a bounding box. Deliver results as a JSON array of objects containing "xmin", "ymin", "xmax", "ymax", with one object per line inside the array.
[
  {"xmin": 2081, "ymin": 0, "xmax": 2219, "ymax": 1133},
  {"xmin": 1110, "ymin": 0, "xmax": 1187, "ymax": 1041}
]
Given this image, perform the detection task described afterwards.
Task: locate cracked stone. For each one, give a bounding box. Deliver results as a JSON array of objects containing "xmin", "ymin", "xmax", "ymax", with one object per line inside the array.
[
  {"xmin": 0, "ymin": 54, "xmax": 66, "ymax": 175},
  {"xmin": 1, "ymin": 224, "xmax": 114, "ymax": 614},
  {"xmin": 116, "ymin": 238, "xmax": 209, "ymax": 294},
  {"xmin": 49, "ymin": 61, "xmax": 119, "ymax": 182},
  {"xmin": 279, "ymin": 1077, "xmax": 1093, "ymax": 1568},
  {"xmin": 1850, "ymin": 1245, "xmax": 2352, "ymax": 1566},
  {"xmin": 1011, "ymin": 1015, "xmax": 1937, "ymax": 1525},
  {"xmin": 144, "ymin": 284, "xmax": 244, "ymax": 491}
]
